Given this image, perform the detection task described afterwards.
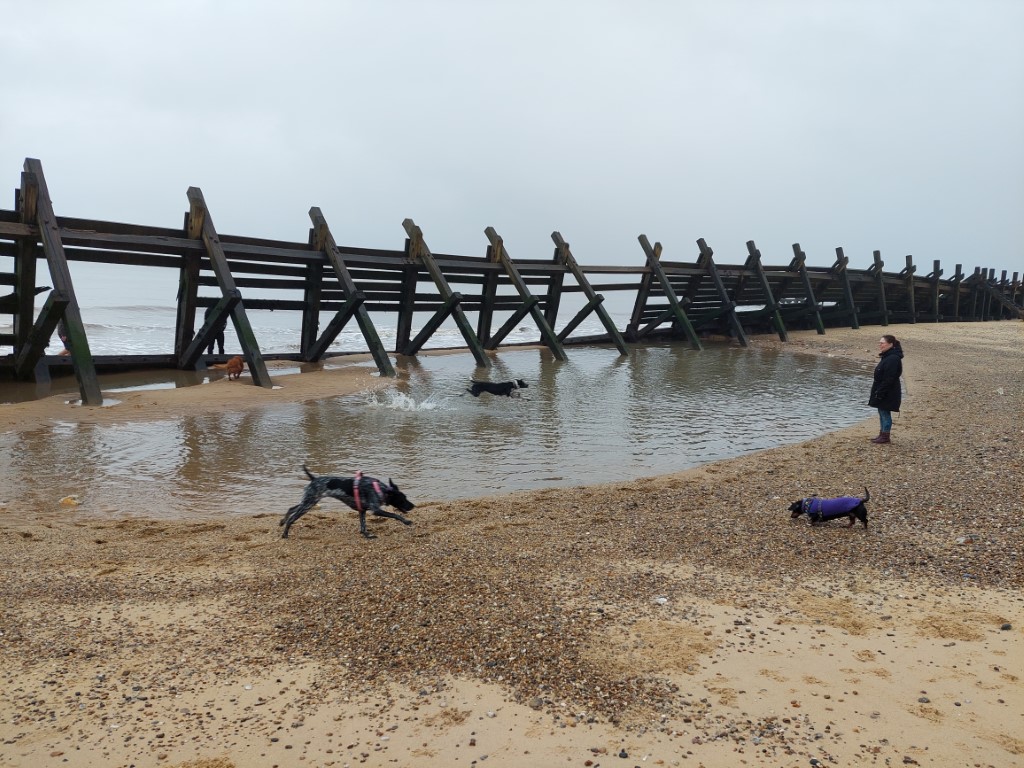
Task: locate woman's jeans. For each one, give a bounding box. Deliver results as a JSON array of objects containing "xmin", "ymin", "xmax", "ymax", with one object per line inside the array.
[{"xmin": 877, "ymin": 409, "xmax": 893, "ymax": 432}]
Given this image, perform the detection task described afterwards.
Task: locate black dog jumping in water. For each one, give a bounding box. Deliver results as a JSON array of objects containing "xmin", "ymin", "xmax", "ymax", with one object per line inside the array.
[
  {"xmin": 466, "ymin": 378, "xmax": 528, "ymax": 397},
  {"xmin": 788, "ymin": 487, "xmax": 870, "ymax": 528},
  {"xmin": 280, "ymin": 465, "xmax": 415, "ymax": 539}
]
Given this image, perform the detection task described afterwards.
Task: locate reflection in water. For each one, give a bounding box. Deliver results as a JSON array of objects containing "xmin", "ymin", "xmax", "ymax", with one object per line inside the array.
[{"xmin": 0, "ymin": 343, "xmax": 872, "ymax": 520}]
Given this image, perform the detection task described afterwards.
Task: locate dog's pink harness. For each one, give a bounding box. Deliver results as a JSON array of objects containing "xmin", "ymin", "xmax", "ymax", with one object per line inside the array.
[{"xmin": 352, "ymin": 470, "xmax": 383, "ymax": 512}]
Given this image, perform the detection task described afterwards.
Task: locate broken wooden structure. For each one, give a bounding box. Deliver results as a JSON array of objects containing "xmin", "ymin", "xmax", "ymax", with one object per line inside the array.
[{"xmin": 2, "ymin": 158, "xmax": 1020, "ymax": 405}]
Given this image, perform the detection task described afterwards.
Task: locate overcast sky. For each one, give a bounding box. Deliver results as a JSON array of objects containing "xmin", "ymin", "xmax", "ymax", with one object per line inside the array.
[{"xmin": 3, "ymin": 0, "xmax": 1022, "ymax": 283}]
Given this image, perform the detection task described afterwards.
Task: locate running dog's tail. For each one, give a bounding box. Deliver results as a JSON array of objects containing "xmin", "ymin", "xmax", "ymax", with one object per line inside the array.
[
  {"xmin": 302, "ymin": 464, "xmax": 317, "ymax": 482},
  {"xmin": 863, "ymin": 487, "xmax": 870, "ymax": 502}
]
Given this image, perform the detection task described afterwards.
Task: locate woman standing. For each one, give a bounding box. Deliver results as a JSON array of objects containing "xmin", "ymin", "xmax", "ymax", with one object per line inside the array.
[{"xmin": 868, "ymin": 334, "xmax": 903, "ymax": 444}]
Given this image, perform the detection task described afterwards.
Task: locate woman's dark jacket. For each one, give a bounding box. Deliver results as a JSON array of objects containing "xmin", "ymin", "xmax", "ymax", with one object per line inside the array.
[{"xmin": 869, "ymin": 344, "xmax": 903, "ymax": 412}]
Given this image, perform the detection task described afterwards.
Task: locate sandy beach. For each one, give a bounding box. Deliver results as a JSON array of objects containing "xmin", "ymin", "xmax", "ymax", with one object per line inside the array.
[{"xmin": 1, "ymin": 322, "xmax": 1022, "ymax": 768}]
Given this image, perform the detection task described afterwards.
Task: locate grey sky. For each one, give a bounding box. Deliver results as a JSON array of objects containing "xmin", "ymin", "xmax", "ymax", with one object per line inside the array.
[{"xmin": 3, "ymin": 0, "xmax": 1022, "ymax": 282}]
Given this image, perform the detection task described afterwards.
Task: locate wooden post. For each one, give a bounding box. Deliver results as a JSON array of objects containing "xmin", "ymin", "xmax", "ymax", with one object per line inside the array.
[
  {"xmin": 22, "ymin": 159, "xmax": 103, "ymax": 404},
  {"xmin": 696, "ymin": 238, "xmax": 748, "ymax": 345},
  {"xmin": 950, "ymin": 264, "xmax": 964, "ymax": 320},
  {"xmin": 928, "ymin": 260, "xmax": 943, "ymax": 321},
  {"xmin": 12, "ymin": 174, "xmax": 39, "ymax": 356},
  {"xmin": 308, "ymin": 207, "xmax": 394, "ymax": 376},
  {"xmin": 638, "ymin": 235, "xmax": 702, "ymax": 350},
  {"xmin": 626, "ymin": 244, "xmax": 657, "ymax": 342},
  {"xmin": 186, "ymin": 187, "xmax": 272, "ymax": 387},
  {"xmin": 744, "ymin": 241, "xmax": 787, "ymax": 341},
  {"xmin": 483, "ymin": 227, "xmax": 567, "ymax": 360},
  {"xmin": 870, "ymin": 251, "xmax": 889, "ymax": 326},
  {"xmin": 551, "ymin": 232, "xmax": 628, "ymax": 355},
  {"xmin": 174, "ymin": 236, "xmax": 201, "ymax": 361},
  {"xmin": 402, "ymin": 218, "xmax": 490, "ymax": 366},
  {"xmin": 901, "ymin": 255, "xmax": 917, "ymax": 323},
  {"xmin": 833, "ymin": 247, "xmax": 859, "ymax": 329},
  {"xmin": 790, "ymin": 244, "xmax": 825, "ymax": 334},
  {"xmin": 300, "ymin": 256, "xmax": 323, "ymax": 358}
]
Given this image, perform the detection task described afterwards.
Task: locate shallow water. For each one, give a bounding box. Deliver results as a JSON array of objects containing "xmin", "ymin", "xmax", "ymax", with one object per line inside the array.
[{"xmin": 0, "ymin": 343, "xmax": 872, "ymax": 520}]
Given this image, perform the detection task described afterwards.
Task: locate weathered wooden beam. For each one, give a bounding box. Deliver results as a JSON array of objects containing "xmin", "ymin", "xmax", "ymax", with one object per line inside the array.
[
  {"xmin": 551, "ymin": 232, "xmax": 628, "ymax": 355},
  {"xmin": 483, "ymin": 227, "xmax": 566, "ymax": 360},
  {"xmin": 900, "ymin": 255, "xmax": 917, "ymax": 323},
  {"xmin": 22, "ymin": 159, "xmax": 103, "ymax": 404},
  {"xmin": 696, "ymin": 238, "xmax": 747, "ymax": 345},
  {"xmin": 304, "ymin": 294, "xmax": 365, "ymax": 360},
  {"xmin": 637, "ymin": 235, "xmax": 702, "ymax": 350},
  {"xmin": 744, "ymin": 241, "xmax": 787, "ymax": 341},
  {"xmin": 927, "ymin": 260, "xmax": 943, "ymax": 321},
  {"xmin": 308, "ymin": 207, "xmax": 394, "ymax": 375},
  {"xmin": 186, "ymin": 187, "xmax": 272, "ymax": 387},
  {"xmin": 300, "ymin": 258, "xmax": 323, "ymax": 358},
  {"xmin": 868, "ymin": 250, "xmax": 889, "ymax": 326},
  {"xmin": 402, "ymin": 219, "xmax": 489, "ymax": 366},
  {"xmin": 789, "ymin": 244, "xmax": 825, "ymax": 334},
  {"xmin": 832, "ymin": 247, "xmax": 859, "ymax": 329},
  {"xmin": 404, "ymin": 293, "xmax": 463, "ymax": 355},
  {"xmin": 174, "ymin": 245, "xmax": 201, "ymax": 360},
  {"xmin": 485, "ymin": 298, "xmax": 536, "ymax": 349},
  {"xmin": 13, "ymin": 290, "xmax": 68, "ymax": 378},
  {"xmin": 178, "ymin": 291, "xmax": 241, "ymax": 369}
]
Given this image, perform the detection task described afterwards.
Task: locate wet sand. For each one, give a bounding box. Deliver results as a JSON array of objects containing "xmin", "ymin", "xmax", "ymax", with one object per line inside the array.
[{"xmin": 1, "ymin": 322, "xmax": 1022, "ymax": 768}]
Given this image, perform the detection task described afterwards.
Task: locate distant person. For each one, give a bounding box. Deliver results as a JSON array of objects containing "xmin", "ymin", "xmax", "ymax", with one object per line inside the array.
[
  {"xmin": 868, "ymin": 334, "xmax": 903, "ymax": 444},
  {"xmin": 204, "ymin": 305, "xmax": 227, "ymax": 356},
  {"xmin": 57, "ymin": 319, "xmax": 70, "ymax": 356}
]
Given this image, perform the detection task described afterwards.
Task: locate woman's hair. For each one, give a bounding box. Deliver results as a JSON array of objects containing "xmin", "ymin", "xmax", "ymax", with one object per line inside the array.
[{"xmin": 881, "ymin": 334, "xmax": 898, "ymax": 345}]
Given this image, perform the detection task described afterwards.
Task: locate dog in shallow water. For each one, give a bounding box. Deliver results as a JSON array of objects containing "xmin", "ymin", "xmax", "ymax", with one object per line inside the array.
[
  {"xmin": 466, "ymin": 378, "xmax": 528, "ymax": 397},
  {"xmin": 789, "ymin": 487, "xmax": 870, "ymax": 528},
  {"xmin": 280, "ymin": 465, "xmax": 415, "ymax": 539}
]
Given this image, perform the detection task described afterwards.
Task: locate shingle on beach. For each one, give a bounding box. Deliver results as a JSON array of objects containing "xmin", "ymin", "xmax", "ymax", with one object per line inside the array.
[{"xmin": 1, "ymin": 322, "xmax": 1021, "ymax": 768}]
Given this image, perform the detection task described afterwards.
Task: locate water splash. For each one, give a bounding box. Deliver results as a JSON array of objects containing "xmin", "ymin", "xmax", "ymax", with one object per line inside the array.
[{"xmin": 364, "ymin": 389, "xmax": 449, "ymax": 411}]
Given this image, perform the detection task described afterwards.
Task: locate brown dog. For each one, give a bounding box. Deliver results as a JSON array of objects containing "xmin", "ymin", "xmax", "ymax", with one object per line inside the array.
[{"xmin": 225, "ymin": 355, "xmax": 244, "ymax": 380}]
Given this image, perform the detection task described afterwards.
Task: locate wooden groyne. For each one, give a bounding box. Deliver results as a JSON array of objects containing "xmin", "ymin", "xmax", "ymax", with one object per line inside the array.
[{"xmin": 2, "ymin": 158, "xmax": 1021, "ymax": 405}]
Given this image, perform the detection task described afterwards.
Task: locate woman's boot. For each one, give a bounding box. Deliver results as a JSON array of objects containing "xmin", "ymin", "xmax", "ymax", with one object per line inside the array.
[{"xmin": 870, "ymin": 431, "xmax": 891, "ymax": 444}]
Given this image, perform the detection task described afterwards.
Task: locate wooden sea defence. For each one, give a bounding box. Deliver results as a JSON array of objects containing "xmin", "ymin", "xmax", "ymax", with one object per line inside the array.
[{"xmin": 2, "ymin": 158, "xmax": 1021, "ymax": 405}]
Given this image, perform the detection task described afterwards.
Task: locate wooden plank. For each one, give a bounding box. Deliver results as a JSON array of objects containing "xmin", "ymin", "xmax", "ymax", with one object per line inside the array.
[{"xmin": 186, "ymin": 187, "xmax": 273, "ymax": 387}]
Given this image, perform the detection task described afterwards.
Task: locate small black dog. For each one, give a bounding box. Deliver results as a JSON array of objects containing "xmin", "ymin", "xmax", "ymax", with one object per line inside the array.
[
  {"xmin": 280, "ymin": 465, "xmax": 415, "ymax": 539},
  {"xmin": 466, "ymin": 378, "xmax": 528, "ymax": 397},
  {"xmin": 789, "ymin": 487, "xmax": 870, "ymax": 528}
]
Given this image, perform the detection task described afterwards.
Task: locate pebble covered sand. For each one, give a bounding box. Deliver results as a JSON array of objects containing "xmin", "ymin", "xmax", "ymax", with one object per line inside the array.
[{"xmin": 0, "ymin": 322, "xmax": 1021, "ymax": 768}]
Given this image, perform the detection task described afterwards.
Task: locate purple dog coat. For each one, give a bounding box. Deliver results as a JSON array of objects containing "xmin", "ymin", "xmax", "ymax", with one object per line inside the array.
[{"xmin": 802, "ymin": 496, "xmax": 862, "ymax": 522}]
